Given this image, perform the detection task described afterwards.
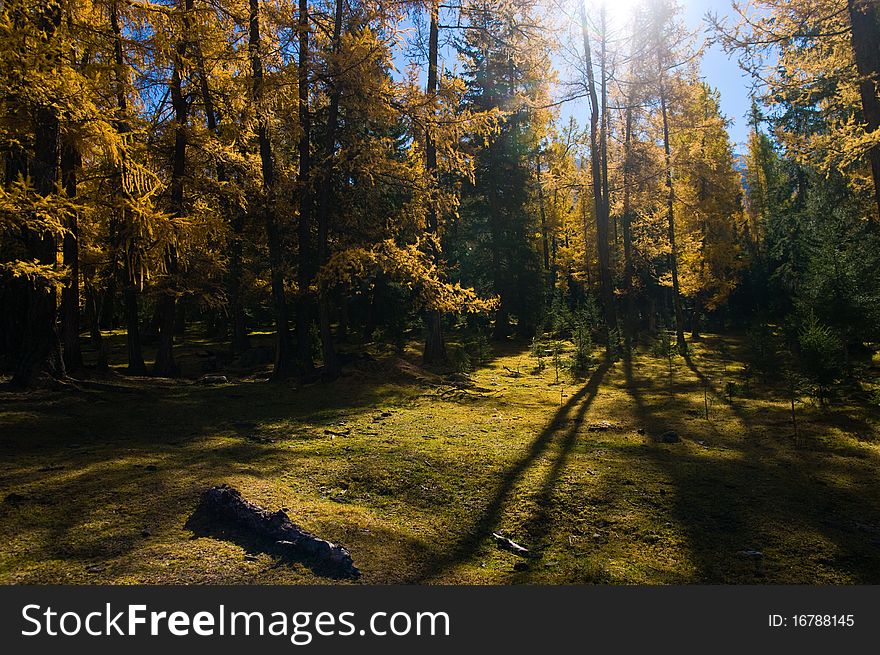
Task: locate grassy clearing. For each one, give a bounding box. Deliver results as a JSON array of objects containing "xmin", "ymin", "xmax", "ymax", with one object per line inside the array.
[{"xmin": 1, "ymin": 333, "xmax": 880, "ymax": 584}]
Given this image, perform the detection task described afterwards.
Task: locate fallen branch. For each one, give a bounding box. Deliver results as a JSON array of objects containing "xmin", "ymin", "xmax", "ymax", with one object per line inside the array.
[
  {"xmin": 492, "ymin": 532, "xmax": 531, "ymax": 558},
  {"xmin": 193, "ymin": 484, "xmax": 359, "ymax": 578}
]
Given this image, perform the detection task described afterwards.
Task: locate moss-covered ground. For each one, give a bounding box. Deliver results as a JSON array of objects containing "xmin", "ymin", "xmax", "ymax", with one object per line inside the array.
[{"xmin": 2, "ymin": 332, "xmax": 880, "ymax": 584}]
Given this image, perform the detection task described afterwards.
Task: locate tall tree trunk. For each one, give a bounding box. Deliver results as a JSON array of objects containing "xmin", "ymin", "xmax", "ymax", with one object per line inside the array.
[
  {"xmin": 60, "ymin": 138, "xmax": 83, "ymax": 372},
  {"xmin": 154, "ymin": 0, "xmax": 192, "ymax": 377},
  {"xmin": 195, "ymin": 29, "xmax": 249, "ymax": 353},
  {"xmin": 295, "ymin": 0, "xmax": 316, "ymax": 372},
  {"xmin": 847, "ymin": 0, "xmax": 880, "ymax": 218},
  {"xmin": 228, "ymin": 211, "xmax": 249, "ymax": 353},
  {"xmin": 659, "ymin": 85, "xmax": 687, "ymax": 354},
  {"xmin": 12, "ymin": 1, "xmax": 65, "ymax": 387},
  {"xmin": 489, "ymin": 167, "xmax": 510, "ymax": 341},
  {"xmin": 422, "ymin": 0, "xmax": 448, "ymax": 365},
  {"xmin": 110, "ymin": 0, "xmax": 146, "ymax": 374},
  {"xmin": 85, "ymin": 283, "xmax": 107, "ymax": 369},
  {"xmin": 314, "ymin": 0, "xmax": 344, "ymax": 380},
  {"xmin": 579, "ymin": 4, "xmax": 616, "ymax": 359},
  {"xmin": 622, "ymin": 103, "xmax": 637, "ymax": 347},
  {"xmin": 536, "ymin": 153, "xmax": 550, "ymax": 274},
  {"xmin": 250, "ymin": 0, "xmax": 294, "ymax": 376}
]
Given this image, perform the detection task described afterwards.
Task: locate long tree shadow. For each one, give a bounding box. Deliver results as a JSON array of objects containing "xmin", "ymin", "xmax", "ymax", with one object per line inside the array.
[
  {"xmin": 682, "ymin": 350, "xmax": 753, "ymax": 430},
  {"xmin": 520, "ymin": 363, "xmax": 611, "ymax": 548},
  {"xmin": 415, "ymin": 361, "xmax": 611, "ymax": 581},
  {"xmin": 621, "ymin": 350, "xmax": 880, "ymax": 583},
  {"xmin": 684, "ymin": 349, "xmax": 877, "ymax": 444}
]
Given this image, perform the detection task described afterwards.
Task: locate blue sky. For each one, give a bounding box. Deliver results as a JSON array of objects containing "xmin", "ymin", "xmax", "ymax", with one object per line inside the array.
[
  {"xmin": 684, "ymin": 0, "xmax": 753, "ymax": 149},
  {"xmin": 561, "ymin": 0, "xmax": 754, "ymax": 151},
  {"xmin": 396, "ymin": 0, "xmax": 754, "ymax": 151}
]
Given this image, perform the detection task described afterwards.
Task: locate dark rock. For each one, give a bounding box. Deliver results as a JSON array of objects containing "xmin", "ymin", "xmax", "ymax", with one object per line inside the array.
[
  {"xmin": 660, "ymin": 430, "xmax": 680, "ymax": 443},
  {"xmin": 513, "ymin": 561, "xmax": 530, "ymax": 572},
  {"xmin": 3, "ymin": 492, "xmax": 27, "ymax": 505}
]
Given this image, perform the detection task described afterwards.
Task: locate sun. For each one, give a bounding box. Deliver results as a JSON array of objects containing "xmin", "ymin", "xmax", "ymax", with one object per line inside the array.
[{"xmin": 589, "ymin": 0, "xmax": 652, "ymax": 28}]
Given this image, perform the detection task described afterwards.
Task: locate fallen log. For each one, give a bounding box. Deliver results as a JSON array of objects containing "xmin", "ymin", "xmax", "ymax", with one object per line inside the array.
[{"xmin": 193, "ymin": 484, "xmax": 359, "ymax": 578}]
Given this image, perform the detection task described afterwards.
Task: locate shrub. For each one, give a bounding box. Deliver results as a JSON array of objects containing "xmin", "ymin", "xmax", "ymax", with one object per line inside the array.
[{"xmin": 797, "ymin": 314, "xmax": 845, "ymax": 404}]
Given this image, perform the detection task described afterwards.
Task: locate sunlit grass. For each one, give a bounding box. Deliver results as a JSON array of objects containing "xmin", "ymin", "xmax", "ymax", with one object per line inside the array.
[{"xmin": 1, "ymin": 333, "xmax": 878, "ymax": 584}]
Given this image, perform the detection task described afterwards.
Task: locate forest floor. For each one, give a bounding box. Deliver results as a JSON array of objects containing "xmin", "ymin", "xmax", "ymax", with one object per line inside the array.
[{"xmin": 2, "ymin": 331, "xmax": 880, "ymax": 584}]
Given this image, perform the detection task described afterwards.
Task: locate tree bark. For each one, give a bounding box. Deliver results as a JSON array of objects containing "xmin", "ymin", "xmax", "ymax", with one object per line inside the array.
[
  {"xmin": 60, "ymin": 138, "xmax": 83, "ymax": 372},
  {"xmin": 12, "ymin": 1, "xmax": 65, "ymax": 387},
  {"xmin": 536, "ymin": 153, "xmax": 550, "ymax": 274},
  {"xmin": 249, "ymin": 0, "xmax": 295, "ymax": 377},
  {"xmin": 847, "ymin": 0, "xmax": 880, "ymax": 218},
  {"xmin": 153, "ymin": 0, "xmax": 192, "ymax": 378},
  {"xmin": 622, "ymin": 103, "xmax": 637, "ymax": 347},
  {"xmin": 85, "ymin": 283, "xmax": 108, "ymax": 369},
  {"xmin": 579, "ymin": 5, "xmax": 616, "ymax": 358},
  {"xmin": 110, "ymin": 0, "xmax": 147, "ymax": 374},
  {"xmin": 422, "ymin": 0, "xmax": 448, "ymax": 365},
  {"xmin": 295, "ymin": 0, "xmax": 316, "ymax": 373},
  {"xmin": 194, "ymin": 27, "xmax": 249, "ymax": 353},
  {"xmin": 314, "ymin": 0, "xmax": 344, "ymax": 380},
  {"xmin": 659, "ymin": 84, "xmax": 687, "ymax": 355}
]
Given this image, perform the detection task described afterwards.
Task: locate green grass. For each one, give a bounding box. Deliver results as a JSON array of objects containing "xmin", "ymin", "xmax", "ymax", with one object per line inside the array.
[{"xmin": 1, "ymin": 333, "xmax": 879, "ymax": 584}]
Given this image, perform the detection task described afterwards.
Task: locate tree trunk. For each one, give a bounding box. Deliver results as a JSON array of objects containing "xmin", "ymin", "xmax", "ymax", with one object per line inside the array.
[
  {"xmin": 195, "ymin": 30, "xmax": 249, "ymax": 353},
  {"xmin": 12, "ymin": 2, "xmax": 65, "ymax": 387},
  {"xmin": 536, "ymin": 154, "xmax": 550, "ymax": 273},
  {"xmin": 579, "ymin": 4, "xmax": 616, "ymax": 358},
  {"xmin": 2, "ymin": 14, "xmax": 29, "ymax": 369},
  {"xmin": 659, "ymin": 85, "xmax": 687, "ymax": 355},
  {"xmin": 295, "ymin": 0, "xmax": 316, "ymax": 373},
  {"xmin": 120, "ymin": 284, "xmax": 145, "ymax": 374},
  {"xmin": 85, "ymin": 283, "xmax": 108, "ymax": 370},
  {"xmin": 228, "ymin": 212, "xmax": 250, "ymax": 354},
  {"xmin": 110, "ymin": 0, "xmax": 146, "ymax": 374},
  {"xmin": 622, "ymin": 103, "xmax": 637, "ymax": 347},
  {"xmin": 314, "ymin": 0, "xmax": 344, "ymax": 380},
  {"xmin": 848, "ymin": 0, "xmax": 880, "ymax": 218},
  {"xmin": 153, "ymin": 0, "xmax": 192, "ymax": 378},
  {"xmin": 249, "ymin": 0, "xmax": 295, "ymax": 376},
  {"xmin": 422, "ymin": 0, "xmax": 448, "ymax": 366},
  {"xmin": 60, "ymin": 138, "xmax": 83, "ymax": 372}
]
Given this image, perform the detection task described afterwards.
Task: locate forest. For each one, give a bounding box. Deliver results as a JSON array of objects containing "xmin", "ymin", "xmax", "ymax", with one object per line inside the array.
[{"xmin": 1, "ymin": 0, "xmax": 880, "ymax": 584}]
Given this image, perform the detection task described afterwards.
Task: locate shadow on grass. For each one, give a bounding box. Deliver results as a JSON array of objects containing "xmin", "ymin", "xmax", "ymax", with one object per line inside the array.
[
  {"xmin": 621, "ymin": 348, "xmax": 880, "ymax": 583},
  {"xmin": 0, "ymin": 376, "xmax": 409, "ymax": 579},
  {"xmin": 414, "ymin": 361, "xmax": 611, "ymax": 581}
]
